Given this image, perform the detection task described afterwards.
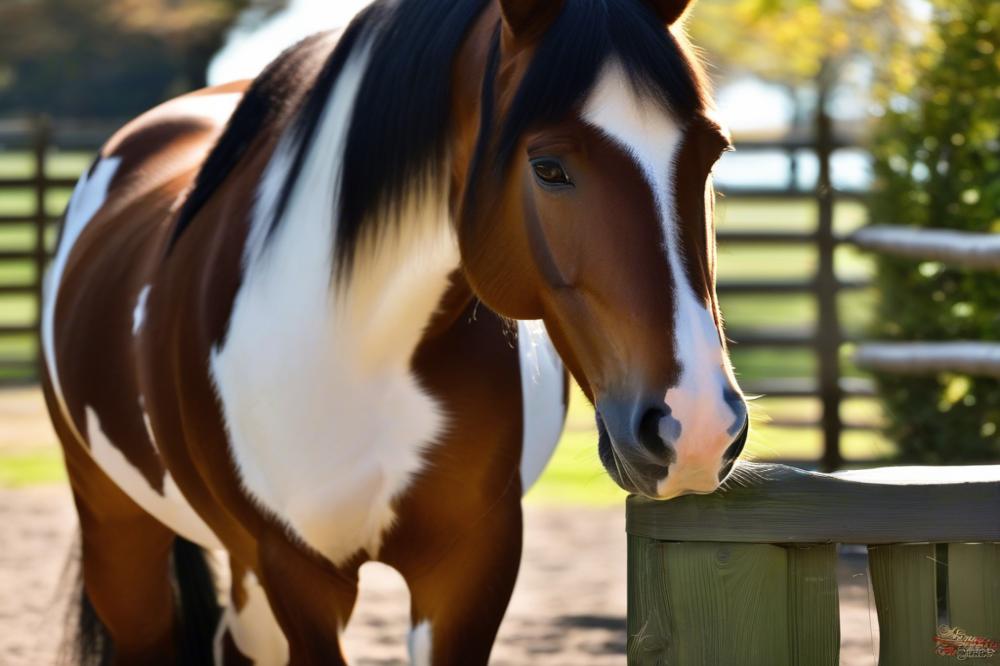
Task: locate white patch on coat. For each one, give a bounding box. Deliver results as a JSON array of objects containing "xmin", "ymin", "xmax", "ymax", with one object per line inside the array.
[
  {"xmin": 140, "ymin": 407, "xmax": 160, "ymax": 456},
  {"xmin": 408, "ymin": 621, "xmax": 433, "ymax": 666},
  {"xmin": 213, "ymin": 571, "xmax": 288, "ymax": 666},
  {"xmin": 582, "ymin": 61, "xmax": 741, "ymax": 498},
  {"xmin": 132, "ymin": 284, "xmax": 152, "ymax": 335},
  {"xmin": 85, "ymin": 407, "xmax": 221, "ymax": 548},
  {"xmin": 41, "ymin": 157, "xmax": 122, "ymax": 432},
  {"xmin": 517, "ymin": 320, "xmax": 565, "ymax": 493},
  {"xmin": 210, "ymin": 44, "xmax": 459, "ymax": 566}
]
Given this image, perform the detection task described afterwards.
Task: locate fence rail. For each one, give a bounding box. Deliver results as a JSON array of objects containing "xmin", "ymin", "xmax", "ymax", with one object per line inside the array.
[
  {"xmin": 0, "ymin": 116, "xmax": 870, "ymax": 468},
  {"xmin": 626, "ymin": 462, "xmax": 1000, "ymax": 665}
]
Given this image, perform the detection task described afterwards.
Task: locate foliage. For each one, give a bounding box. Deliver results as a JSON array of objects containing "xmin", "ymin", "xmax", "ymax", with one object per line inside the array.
[
  {"xmin": 685, "ymin": 0, "xmax": 916, "ymax": 86},
  {"xmin": 867, "ymin": 0, "xmax": 1000, "ymax": 462},
  {"xmin": 0, "ymin": 0, "xmax": 287, "ymax": 119}
]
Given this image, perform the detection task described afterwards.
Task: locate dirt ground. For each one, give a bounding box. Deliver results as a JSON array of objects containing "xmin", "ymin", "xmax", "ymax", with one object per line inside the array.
[{"xmin": 0, "ymin": 388, "xmax": 882, "ymax": 664}]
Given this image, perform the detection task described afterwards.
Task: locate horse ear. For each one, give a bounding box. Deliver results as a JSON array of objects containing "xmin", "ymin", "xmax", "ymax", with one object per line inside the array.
[
  {"xmin": 499, "ymin": 0, "xmax": 564, "ymax": 40},
  {"xmin": 646, "ymin": 0, "xmax": 695, "ymax": 24}
]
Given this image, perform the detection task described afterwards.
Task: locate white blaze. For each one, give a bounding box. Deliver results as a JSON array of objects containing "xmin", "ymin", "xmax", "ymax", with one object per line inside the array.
[{"xmin": 582, "ymin": 60, "xmax": 741, "ymax": 498}]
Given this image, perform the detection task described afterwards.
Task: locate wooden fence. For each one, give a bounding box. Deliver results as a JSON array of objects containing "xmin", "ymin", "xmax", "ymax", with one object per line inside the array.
[
  {"xmin": 852, "ymin": 225, "xmax": 1000, "ymax": 377},
  {"xmin": 0, "ymin": 118, "xmax": 122, "ymax": 384},
  {"xmin": 716, "ymin": 106, "xmax": 872, "ymax": 470},
  {"xmin": 0, "ymin": 116, "xmax": 871, "ymax": 469},
  {"xmin": 626, "ymin": 462, "xmax": 1000, "ymax": 665}
]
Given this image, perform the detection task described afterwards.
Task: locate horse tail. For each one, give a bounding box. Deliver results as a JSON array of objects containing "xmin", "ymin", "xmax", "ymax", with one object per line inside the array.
[
  {"xmin": 61, "ymin": 532, "xmax": 111, "ymax": 666},
  {"xmin": 64, "ymin": 536, "xmax": 221, "ymax": 665},
  {"xmin": 67, "ymin": 581, "xmax": 112, "ymax": 666},
  {"xmin": 171, "ymin": 536, "xmax": 222, "ymax": 664}
]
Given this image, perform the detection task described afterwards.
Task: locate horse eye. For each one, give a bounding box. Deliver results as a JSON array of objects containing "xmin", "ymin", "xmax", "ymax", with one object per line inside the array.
[{"xmin": 531, "ymin": 158, "xmax": 573, "ymax": 187}]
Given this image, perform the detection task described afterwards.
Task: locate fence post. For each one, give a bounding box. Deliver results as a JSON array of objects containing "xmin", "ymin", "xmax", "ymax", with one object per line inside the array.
[
  {"xmin": 32, "ymin": 116, "xmax": 51, "ymax": 381},
  {"xmin": 814, "ymin": 66, "xmax": 843, "ymax": 472}
]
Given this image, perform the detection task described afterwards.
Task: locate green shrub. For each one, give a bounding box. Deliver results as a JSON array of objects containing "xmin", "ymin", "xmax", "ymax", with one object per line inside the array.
[{"xmin": 867, "ymin": 0, "xmax": 1000, "ymax": 463}]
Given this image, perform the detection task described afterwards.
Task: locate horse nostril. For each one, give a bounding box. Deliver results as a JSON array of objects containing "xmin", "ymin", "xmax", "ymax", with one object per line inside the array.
[
  {"xmin": 596, "ymin": 397, "xmax": 675, "ymax": 464},
  {"xmin": 718, "ymin": 417, "xmax": 750, "ymax": 481},
  {"xmin": 638, "ymin": 407, "xmax": 671, "ymax": 461}
]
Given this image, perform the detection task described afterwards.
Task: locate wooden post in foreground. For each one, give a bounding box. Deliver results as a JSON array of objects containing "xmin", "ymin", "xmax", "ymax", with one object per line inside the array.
[{"xmin": 626, "ymin": 463, "xmax": 1000, "ymax": 666}]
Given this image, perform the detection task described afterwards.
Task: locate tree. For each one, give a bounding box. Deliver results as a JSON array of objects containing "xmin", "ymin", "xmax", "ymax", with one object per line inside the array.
[
  {"xmin": 686, "ymin": 0, "xmax": 917, "ymax": 85},
  {"xmin": 0, "ymin": 0, "xmax": 287, "ymax": 119},
  {"xmin": 685, "ymin": 0, "xmax": 919, "ymax": 139},
  {"xmin": 867, "ymin": 0, "xmax": 1000, "ymax": 462}
]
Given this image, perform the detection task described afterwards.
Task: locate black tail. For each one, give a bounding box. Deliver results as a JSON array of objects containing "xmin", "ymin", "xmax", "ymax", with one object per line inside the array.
[
  {"xmin": 171, "ymin": 537, "xmax": 222, "ymax": 664},
  {"xmin": 64, "ymin": 536, "xmax": 221, "ymax": 665},
  {"xmin": 68, "ymin": 586, "xmax": 113, "ymax": 666}
]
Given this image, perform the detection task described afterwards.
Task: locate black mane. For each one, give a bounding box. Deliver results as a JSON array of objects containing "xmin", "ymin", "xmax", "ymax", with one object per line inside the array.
[
  {"xmin": 466, "ymin": 0, "xmax": 707, "ymax": 220},
  {"xmin": 170, "ymin": 0, "xmax": 707, "ymax": 273},
  {"xmin": 495, "ymin": 0, "xmax": 706, "ymax": 170},
  {"xmin": 168, "ymin": 31, "xmax": 338, "ymax": 250}
]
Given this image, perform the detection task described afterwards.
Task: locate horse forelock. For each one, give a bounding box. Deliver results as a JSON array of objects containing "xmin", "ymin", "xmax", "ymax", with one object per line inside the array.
[{"xmin": 463, "ymin": 0, "xmax": 711, "ymax": 224}]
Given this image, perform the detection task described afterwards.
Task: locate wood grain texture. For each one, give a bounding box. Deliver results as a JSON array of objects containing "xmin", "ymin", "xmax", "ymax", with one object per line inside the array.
[
  {"xmin": 626, "ymin": 463, "xmax": 1000, "ymax": 543},
  {"xmin": 787, "ymin": 544, "xmax": 839, "ymax": 665},
  {"xmin": 627, "ymin": 534, "xmax": 672, "ymax": 665},
  {"xmin": 868, "ymin": 544, "xmax": 950, "ymax": 666},
  {"xmin": 626, "ymin": 464, "xmax": 1000, "ymax": 665},
  {"xmin": 946, "ymin": 543, "xmax": 1000, "ymax": 659},
  {"xmin": 664, "ymin": 542, "xmax": 790, "ymax": 665},
  {"xmin": 627, "ymin": 539, "xmax": 841, "ymax": 665}
]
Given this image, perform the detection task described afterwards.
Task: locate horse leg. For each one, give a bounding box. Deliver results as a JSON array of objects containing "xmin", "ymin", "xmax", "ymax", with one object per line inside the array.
[
  {"xmin": 400, "ymin": 496, "xmax": 523, "ymax": 666},
  {"xmin": 214, "ymin": 557, "xmax": 289, "ymax": 665},
  {"xmin": 69, "ymin": 471, "xmax": 178, "ymax": 666},
  {"xmin": 256, "ymin": 531, "xmax": 359, "ymax": 665}
]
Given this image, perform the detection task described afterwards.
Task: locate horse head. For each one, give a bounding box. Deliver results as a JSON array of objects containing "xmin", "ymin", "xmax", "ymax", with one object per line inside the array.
[{"xmin": 455, "ymin": 0, "xmax": 748, "ymax": 499}]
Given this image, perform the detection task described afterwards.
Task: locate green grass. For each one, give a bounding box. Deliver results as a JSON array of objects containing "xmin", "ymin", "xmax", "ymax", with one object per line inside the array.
[
  {"xmin": 0, "ymin": 150, "xmax": 95, "ymax": 179},
  {"xmin": 525, "ymin": 429, "xmax": 628, "ymax": 505},
  {"xmin": 0, "ymin": 449, "xmax": 67, "ymax": 487}
]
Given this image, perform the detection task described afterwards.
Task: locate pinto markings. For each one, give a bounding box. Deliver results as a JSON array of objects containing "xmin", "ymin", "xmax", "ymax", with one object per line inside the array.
[
  {"xmin": 408, "ymin": 620, "xmax": 433, "ymax": 666},
  {"xmin": 210, "ymin": 44, "xmax": 460, "ymax": 566},
  {"xmin": 41, "ymin": 157, "xmax": 122, "ymax": 426},
  {"xmin": 213, "ymin": 571, "xmax": 289, "ymax": 665},
  {"xmin": 517, "ymin": 320, "xmax": 565, "ymax": 493},
  {"xmin": 85, "ymin": 407, "xmax": 220, "ymax": 548}
]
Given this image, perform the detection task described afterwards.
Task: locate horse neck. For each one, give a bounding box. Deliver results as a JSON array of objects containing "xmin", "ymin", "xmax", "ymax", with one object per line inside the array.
[{"xmin": 238, "ymin": 44, "xmax": 461, "ymax": 374}]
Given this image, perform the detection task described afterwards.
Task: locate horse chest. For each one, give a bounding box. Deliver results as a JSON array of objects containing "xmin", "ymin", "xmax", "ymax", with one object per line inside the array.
[
  {"xmin": 211, "ymin": 332, "xmax": 444, "ymax": 564},
  {"xmin": 208, "ymin": 208, "xmax": 451, "ymax": 565}
]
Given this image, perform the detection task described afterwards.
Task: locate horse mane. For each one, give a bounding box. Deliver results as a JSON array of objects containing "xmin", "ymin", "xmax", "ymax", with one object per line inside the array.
[
  {"xmin": 494, "ymin": 0, "xmax": 709, "ymax": 171},
  {"xmin": 170, "ymin": 0, "xmax": 709, "ymax": 274},
  {"xmin": 462, "ymin": 0, "xmax": 709, "ymax": 227},
  {"xmin": 168, "ymin": 31, "xmax": 339, "ymax": 250}
]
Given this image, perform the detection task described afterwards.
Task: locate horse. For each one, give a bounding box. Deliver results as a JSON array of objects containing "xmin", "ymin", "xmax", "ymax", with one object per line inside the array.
[{"xmin": 41, "ymin": 0, "xmax": 749, "ymax": 663}]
